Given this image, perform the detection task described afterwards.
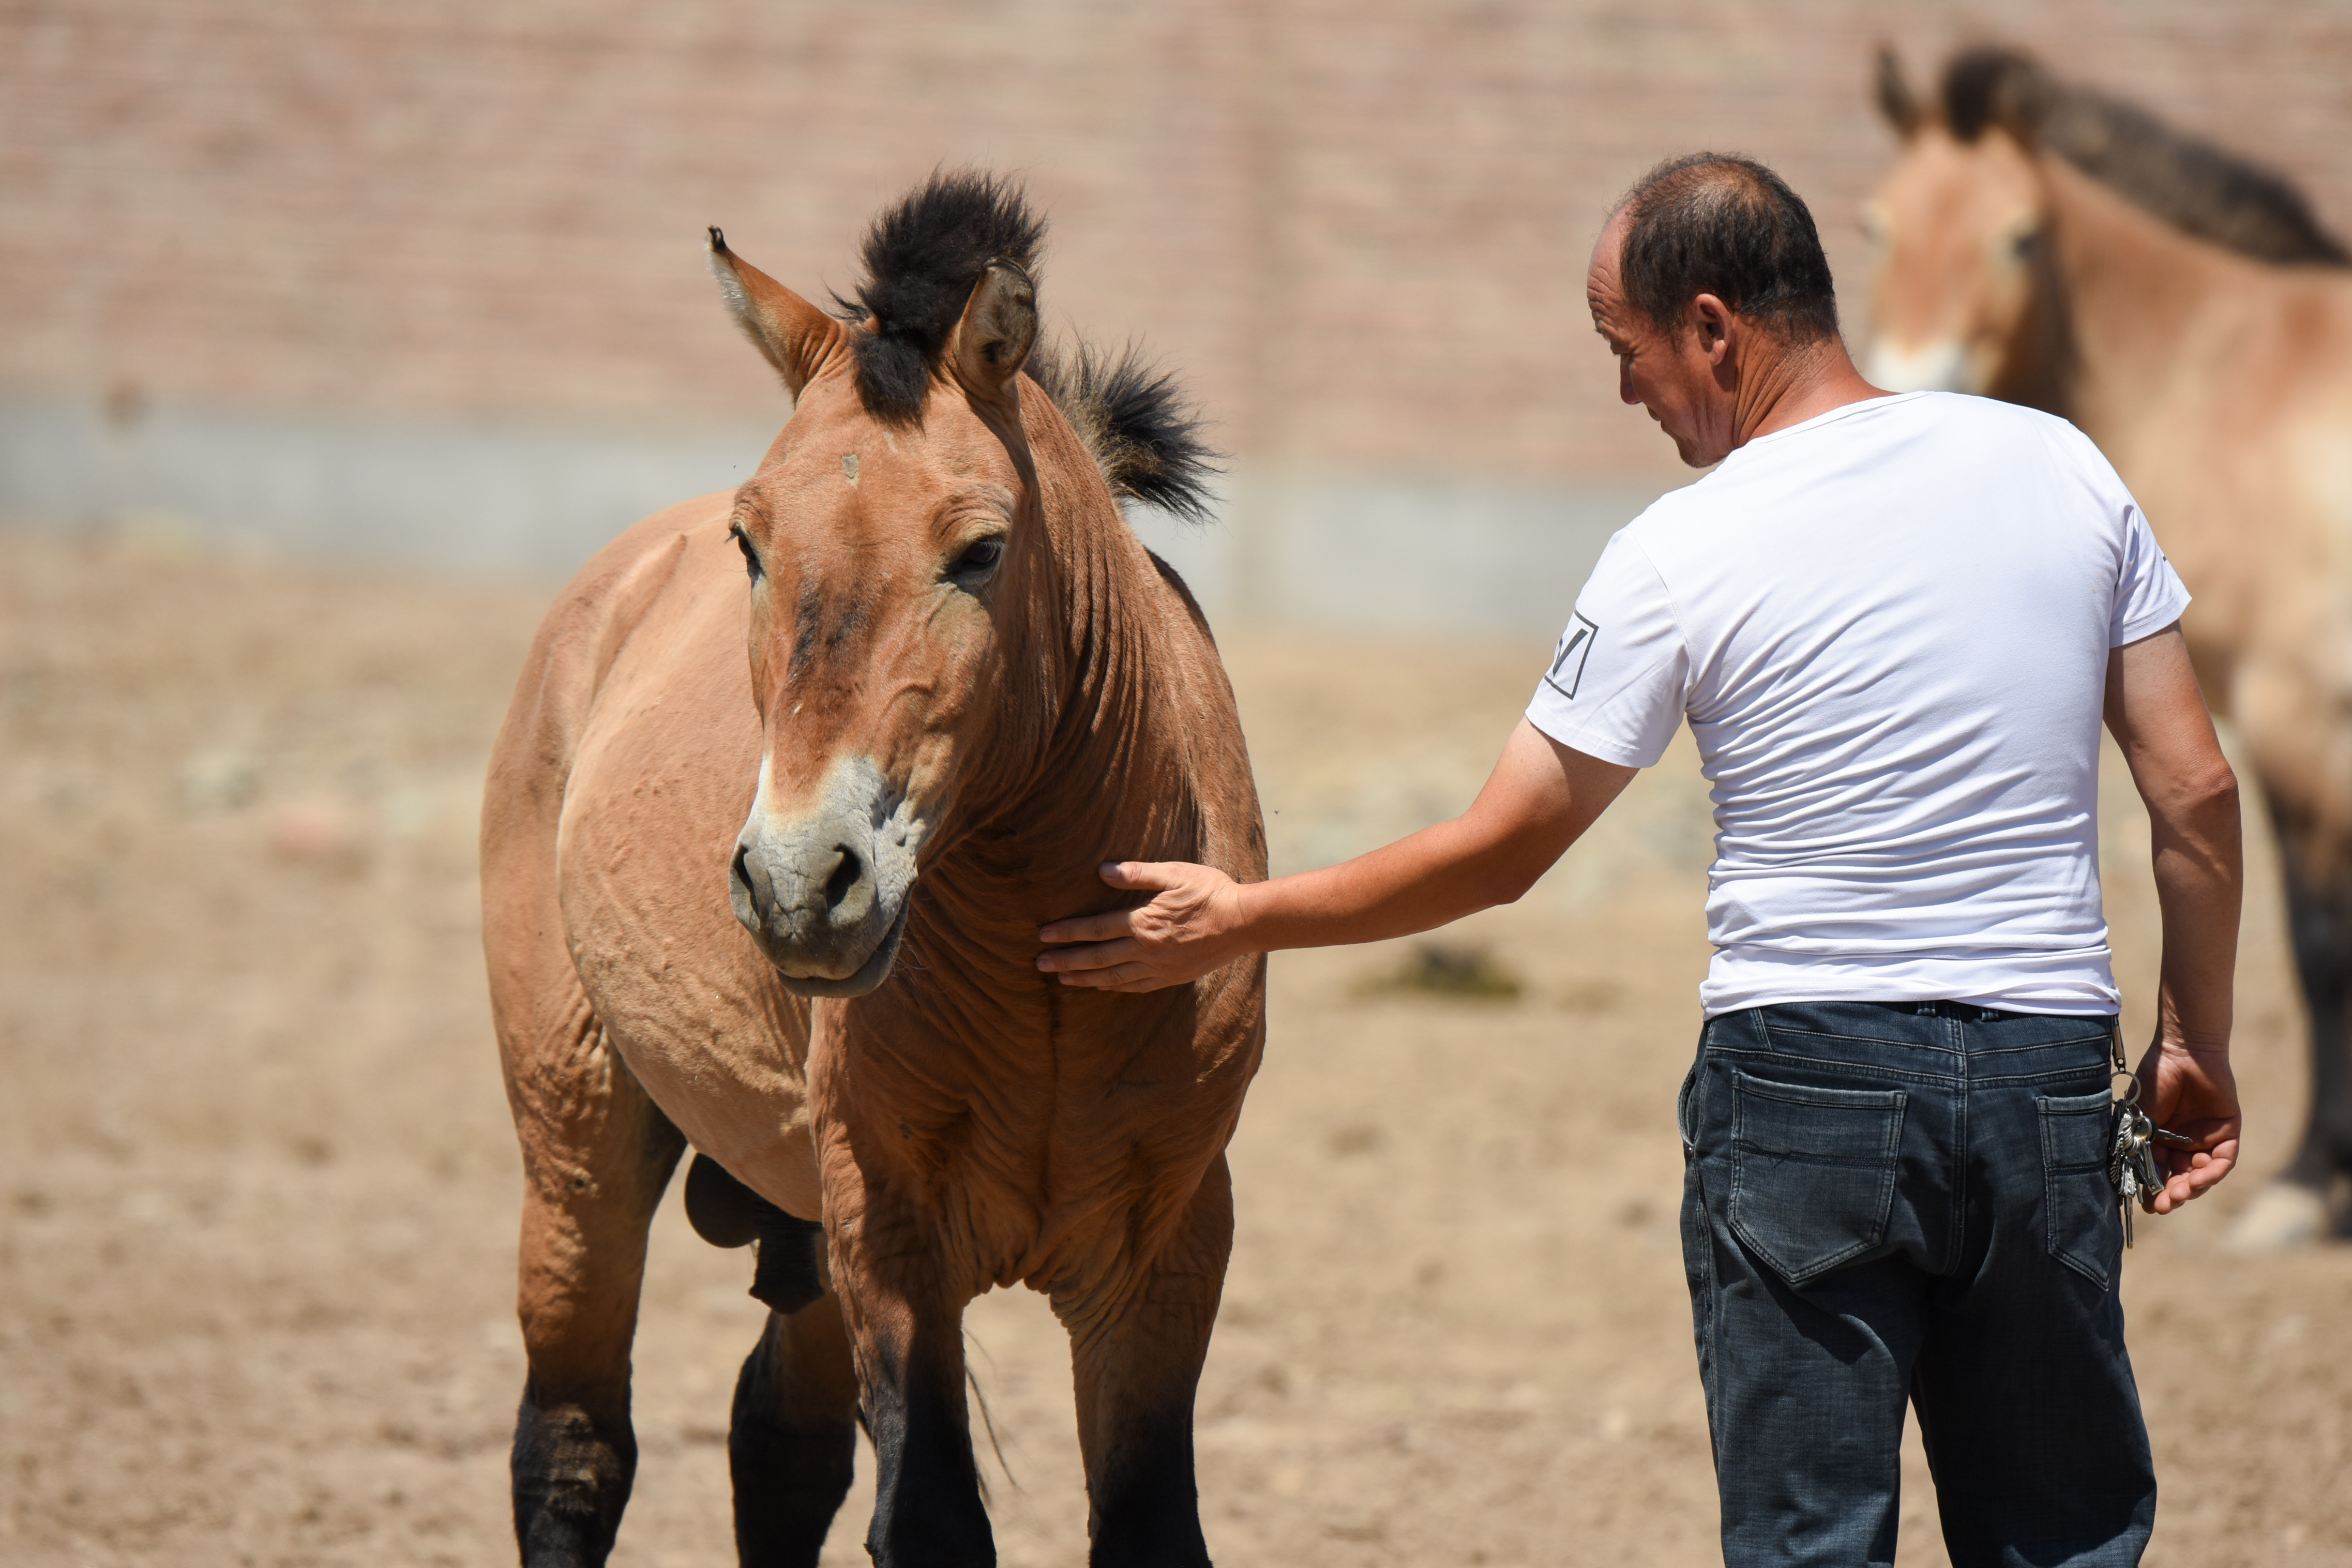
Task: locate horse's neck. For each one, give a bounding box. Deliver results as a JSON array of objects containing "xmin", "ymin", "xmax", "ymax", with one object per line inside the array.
[
  {"xmin": 2034, "ymin": 158, "xmax": 2321, "ymax": 680},
  {"xmin": 2041, "ymin": 158, "xmax": 2255, "ymax": 464},
  {"xmin": 1029, "ymin": 492, "xmax": 1210, "ymax": 864},
  {"xmin": 918, "ymin": 478, "xmax": 1215, "ymax": 968}
]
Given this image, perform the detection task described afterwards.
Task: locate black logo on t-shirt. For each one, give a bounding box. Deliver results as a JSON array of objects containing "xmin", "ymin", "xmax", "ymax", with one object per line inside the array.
[{"xmin": 1544, "ymin": 613, "xmax": 1599, "ymax": 700}]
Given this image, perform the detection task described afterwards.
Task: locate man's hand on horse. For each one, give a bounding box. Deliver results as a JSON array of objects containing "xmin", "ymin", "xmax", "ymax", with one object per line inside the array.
[{"xmin": 1037, "ymin": 861, "xmax": 1247, "ymax": 992}]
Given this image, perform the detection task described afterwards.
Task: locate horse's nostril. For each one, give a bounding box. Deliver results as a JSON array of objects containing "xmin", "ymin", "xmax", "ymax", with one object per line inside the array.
[
  {"xmin": 732, "ymin": 843, "xmax": 756, "ymax": 898},
  {"xmin": 823, "ymin": 846, "xmax": 863, "ymax": 911}
]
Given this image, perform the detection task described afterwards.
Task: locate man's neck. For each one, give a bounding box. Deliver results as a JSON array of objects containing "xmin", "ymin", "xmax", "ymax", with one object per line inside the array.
[{"xmin": 1735, "ymin": 336, "xmax": 1890, "ymax": 450}]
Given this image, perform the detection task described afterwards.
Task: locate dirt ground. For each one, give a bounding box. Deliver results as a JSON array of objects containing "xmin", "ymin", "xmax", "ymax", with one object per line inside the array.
[{"xmin": 3, "ymin": 526, "xmax": 2347, "ymax": 1568}]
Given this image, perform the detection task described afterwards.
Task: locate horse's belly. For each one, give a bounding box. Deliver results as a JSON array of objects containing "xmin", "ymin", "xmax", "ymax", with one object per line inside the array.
[{"xmin": 556, "ymin": 548, "xmax": 825, "ymax": 1220}]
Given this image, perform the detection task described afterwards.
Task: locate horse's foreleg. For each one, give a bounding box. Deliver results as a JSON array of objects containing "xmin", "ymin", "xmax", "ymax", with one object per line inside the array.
[
  {"xmin": 2275, "ymin": 811, "xmax": 2352, "ymax": 1205},
  {"xmin": 728, "ymin": 1291, "xmax": 861, "ymax": 1568},
  {"xmin": 1059, "ymin": 1155, "xmax": 1232, "ymax": 1568},
  {"xmin": 507, "ymin": 1006, "xmax": 687, "ymax": 1567},
  {"xmin": 829, "ymin": 1180, "xmax": 994, "ymax": 1568}
]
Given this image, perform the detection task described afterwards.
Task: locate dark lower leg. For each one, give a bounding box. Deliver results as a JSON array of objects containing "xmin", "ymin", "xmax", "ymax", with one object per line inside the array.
[
  {"xmin": 2273, "ymin": 816, "xmax": 2352, "ymax": 1190},
  {"xmin": 513, "ymin": 1385, "xmax": 638, "ymax": 1568},
  {"xmin": 1064, "ymin": 1160, "xmax": 1230, "ymax": 1568},
  {"xmin": 1077, "ymin": 1401, "xmax": 1208, "ymax": 1568},
  {"xmin": 730, "ymin": 1295, "xmax": 861, "ymax": 1568},
  {"xmin": 508, "ymin": 1045, "xmax": 685, "ymax": 1567},
  {"xmin": 858, "ymin": 1323, "xmax": 996, "ymax": 1568}
]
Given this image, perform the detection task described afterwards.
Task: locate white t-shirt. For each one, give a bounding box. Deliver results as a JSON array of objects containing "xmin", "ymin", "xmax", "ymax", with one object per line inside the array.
[{"xmin": 1526, "ymin": 390, "xmax": 2190, "ymax": 1017}]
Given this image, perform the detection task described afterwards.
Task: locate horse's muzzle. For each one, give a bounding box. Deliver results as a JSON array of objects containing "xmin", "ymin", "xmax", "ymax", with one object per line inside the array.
[
  {"xmin": 1862, "ymin": 336, "xmax": 1972, "ymax": 394},
  {"xmin": 730, "ymin": 755, "xmax": 919, "ymax": 998}
]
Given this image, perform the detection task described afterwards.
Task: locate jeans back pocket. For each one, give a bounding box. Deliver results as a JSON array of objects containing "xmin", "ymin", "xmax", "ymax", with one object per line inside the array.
[
  {"xmin": 2039, "ymin": 1088, "xmax": 2121, "ymax": 1290},
  {"xmin": 1728, "ymin": 1070, "xmax": 1907, "ymax": 1286}
]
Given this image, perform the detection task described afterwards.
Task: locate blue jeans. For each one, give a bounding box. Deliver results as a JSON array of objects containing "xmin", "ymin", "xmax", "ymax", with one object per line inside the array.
[{"xmin": 1679, "ymin": 1001, "xmax": 2156, "ymax": 1567}]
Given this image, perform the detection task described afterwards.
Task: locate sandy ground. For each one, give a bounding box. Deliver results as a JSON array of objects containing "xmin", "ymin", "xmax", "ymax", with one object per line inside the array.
[{"xmin": 3, "ymin": 526, "xmax": 2348, "ymax": 1567}]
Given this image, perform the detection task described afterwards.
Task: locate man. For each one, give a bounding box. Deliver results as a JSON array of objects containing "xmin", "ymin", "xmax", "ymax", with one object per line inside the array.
[{"xmin": 1036, "ymin": 153, "xmax": 2242, "ymax": 1565}]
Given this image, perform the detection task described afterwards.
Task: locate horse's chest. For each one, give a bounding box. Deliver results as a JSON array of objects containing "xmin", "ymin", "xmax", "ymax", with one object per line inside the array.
[{"xmin": 822, "ymin": 996, "xmax": 1257, "ymax": 1271}]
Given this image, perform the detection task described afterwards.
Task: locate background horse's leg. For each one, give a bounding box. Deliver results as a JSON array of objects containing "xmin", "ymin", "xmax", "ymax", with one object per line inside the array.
[
  {"xmin": 1059, "ymin": 1155, "xmax": 1232, "ymax": 1568},
  {"xmin": 2273, "ymin": 810, "xmax": 2352, "ymax": 1228},
  {"xmin": 505, "ymin": 1004, "xmax": 687, "ymax": 1567},
  {"xmin": 728, "ymin": 1292, "xmax": 861, "ymax": 1567}
]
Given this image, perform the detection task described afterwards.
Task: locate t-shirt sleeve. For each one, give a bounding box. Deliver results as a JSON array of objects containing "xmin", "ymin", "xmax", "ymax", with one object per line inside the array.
[
  {"xmin": 2046, "ymin": 413, "xmax": 2190, "ymax": 647},
  {"xmin": 2110, "ymin": 501, "xmax": 2191, "ymax": 647},
  {"xmin": 1525, "ymin": 532, "xmax": 1689, "ymax": 768}
]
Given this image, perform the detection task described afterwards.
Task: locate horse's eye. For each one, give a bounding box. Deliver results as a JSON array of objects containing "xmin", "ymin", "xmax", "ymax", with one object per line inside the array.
[
  {"xmin": 731, "ymin": 524, "xmax": 763, "ymax": 581},
  {"xmin": 948, "ymin": 536, "xmax": 1005, "ymax": 585}
]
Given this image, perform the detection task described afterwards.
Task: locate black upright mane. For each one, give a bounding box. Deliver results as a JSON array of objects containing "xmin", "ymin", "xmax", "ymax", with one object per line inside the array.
[
  {"xmin": 1025, "ymin": 339, "xmax": 1219, "ymax": 522},
  {"xmin": 836, "ymin": 171, "xmax": 1046, "ymax": 422},
  {"xmin": 835, "ymin": 171, "xmax": 1219, "ymax": 521},
  {"xmin": 1938, "ymin": 48, "xmax": 2349, "ymax": 267}
]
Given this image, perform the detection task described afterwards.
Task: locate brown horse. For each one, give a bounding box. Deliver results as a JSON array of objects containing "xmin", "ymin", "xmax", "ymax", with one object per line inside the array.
[
  {"xmin": 1865, "ymin": 48, "xmax": 2352, "ymax": 1246},
  {"xmin": 480, "ymin": 172, "xmax": 1267, "ymax": 1566}
]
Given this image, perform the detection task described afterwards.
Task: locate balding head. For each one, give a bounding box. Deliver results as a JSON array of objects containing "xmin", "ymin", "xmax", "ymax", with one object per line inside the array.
[
  {"xmin": 1585, "ymin": 155, "xmax": 1877, "ymax": 468},
  {"xmin": 1607, "ymin": 154, "xmax": 1840, "ymax": 343}
]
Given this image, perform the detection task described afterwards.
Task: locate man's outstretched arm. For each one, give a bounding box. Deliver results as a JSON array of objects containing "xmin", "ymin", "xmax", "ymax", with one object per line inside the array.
[
  {"xmin": 2105, "ymin": 623, "xmax": 2244, "ymax": 1214},
  {"xmin": 1035, "ymin": 720, "xmax": 1638, "ymax": 993}
]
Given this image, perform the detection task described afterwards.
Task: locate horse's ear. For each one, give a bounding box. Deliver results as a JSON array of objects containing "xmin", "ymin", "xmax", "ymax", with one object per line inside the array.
[
  {"xmin": 707, "ymin": 228, "xmax": 839, "ymax": 396},
  {"xmin": 1875, "ymin": 47, "xmax": 1923, "ymax": 140},
  {"xmin": 949, "ymin": 263, "xmax": 1038, "ymax": 410}
]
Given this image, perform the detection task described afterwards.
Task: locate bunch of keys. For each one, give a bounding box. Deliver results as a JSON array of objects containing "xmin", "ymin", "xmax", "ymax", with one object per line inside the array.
[{"xmin": 2109, "ymin": 1072, "xmax": 2197, "ymax": 1247}]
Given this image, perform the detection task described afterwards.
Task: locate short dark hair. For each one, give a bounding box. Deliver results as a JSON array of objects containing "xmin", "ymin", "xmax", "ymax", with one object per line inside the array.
[{"xmin": 1615, "ymin": 154, "xmax": 1840, "ymax": 342}]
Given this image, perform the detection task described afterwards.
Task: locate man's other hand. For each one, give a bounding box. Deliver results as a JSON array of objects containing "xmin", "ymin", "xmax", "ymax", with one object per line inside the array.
[
  {"xmin": 1036, "ymin": 861, "xmax": 1247, "ymax": 993},
  {"xmin": 2135, "ymin": 1038, "xmax": 2242, "ymax": 1214}
]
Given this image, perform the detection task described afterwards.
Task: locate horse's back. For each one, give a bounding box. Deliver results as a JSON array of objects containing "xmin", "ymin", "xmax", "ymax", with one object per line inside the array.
[{"xmin": 484, "ymin": 490, "xmax": 824, "ymax": 1220}]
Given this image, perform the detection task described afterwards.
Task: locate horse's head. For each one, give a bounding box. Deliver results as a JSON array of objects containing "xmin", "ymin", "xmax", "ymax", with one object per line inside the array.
[
  {"xmin": 710, "ymin": 179, "xmax": 1048, "ymax": 998},
  {"xmin": 1861, "ymin": 48, "xmax": 2055, "ymax": 400}
]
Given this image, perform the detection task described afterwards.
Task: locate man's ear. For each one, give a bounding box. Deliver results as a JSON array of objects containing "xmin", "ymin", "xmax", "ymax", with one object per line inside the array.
[{"xmin": 1690, "ymin": 294, "xmax": 1736, "ymax": 366}]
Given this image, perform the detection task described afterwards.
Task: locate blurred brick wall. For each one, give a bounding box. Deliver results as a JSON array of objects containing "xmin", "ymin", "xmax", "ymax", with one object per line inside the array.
[{"xmin": 6, "ymin": 0, "xmax": 2350, "ymax": 487}]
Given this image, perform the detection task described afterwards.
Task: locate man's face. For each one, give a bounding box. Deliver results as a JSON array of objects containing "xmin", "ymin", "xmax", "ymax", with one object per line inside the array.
[{"xmin": 1587, "ymin": 208, "xmax": 1734, "ymax": 468}]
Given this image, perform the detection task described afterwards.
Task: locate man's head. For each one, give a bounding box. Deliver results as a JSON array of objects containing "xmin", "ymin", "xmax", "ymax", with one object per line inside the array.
[{"xmin": 1588, "ymin": 154, "xmax": 1845, "ymax": 467}]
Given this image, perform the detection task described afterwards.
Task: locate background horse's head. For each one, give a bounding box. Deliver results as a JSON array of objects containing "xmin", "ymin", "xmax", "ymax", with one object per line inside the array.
[
  {"xmin": 709, "ymin": 173, "xmax": 1212, "ymax": 998},
  {"xmin": 1863, "ymin": 49, "xmax": 2065, "ymax": 401},
  {"xmin": 1863, "ymin": 47, "xmax": 2349, "ymax": 404}
]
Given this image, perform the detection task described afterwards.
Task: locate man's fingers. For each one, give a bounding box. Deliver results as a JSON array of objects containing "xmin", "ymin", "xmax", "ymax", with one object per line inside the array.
[
  {"xmin": 1097, "ymin": 860, "xmax": 1186, "ymax": 892},
  {"xmin": 1035, "ymin": 937, "xmax": 1139, "ymax": 974},
  {"xmin": 2155, "ymin": 1132, "xmax": 2238, "ymax": 1174},
  {"xmin": 1051, "ymin": 959, "xmax": 1165, "ymax": 991},
  {"xmin": 2179, "ymin": 1147, "xmax": 2234, "ymax": 1191},
  {"xmin": 2153, "ymin": 1145, "xmax": 2236, "ymax": 1211},
  {"xmin": 1037, "ymin": 911, "xmax": 1134, "ymax": 946},
  {"xmin": 1038, "ymin": 860, "xmax": 1198, "ymax": 942}
]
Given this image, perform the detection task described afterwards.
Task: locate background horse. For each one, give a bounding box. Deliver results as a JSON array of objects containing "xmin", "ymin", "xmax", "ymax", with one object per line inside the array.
[
  {"xmin": 1866, "ymin": 48, "xmax": 2352, "ymax": 1246},
  {"xmin": 481, "ymin": 172, "xmax": 1267, "ymax": 1566}
]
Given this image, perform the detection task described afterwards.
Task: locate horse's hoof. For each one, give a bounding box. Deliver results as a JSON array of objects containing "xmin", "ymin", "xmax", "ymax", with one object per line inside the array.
[{"xmin": 2220, "ymin": 1181, "xmax": 2331, "ymax": 1253}]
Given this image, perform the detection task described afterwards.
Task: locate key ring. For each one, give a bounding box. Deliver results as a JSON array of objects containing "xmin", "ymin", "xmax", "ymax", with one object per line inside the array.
[{"xmin": 2111, "ymin": 1071, "xmax": 2195, "ymax": 1145}]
